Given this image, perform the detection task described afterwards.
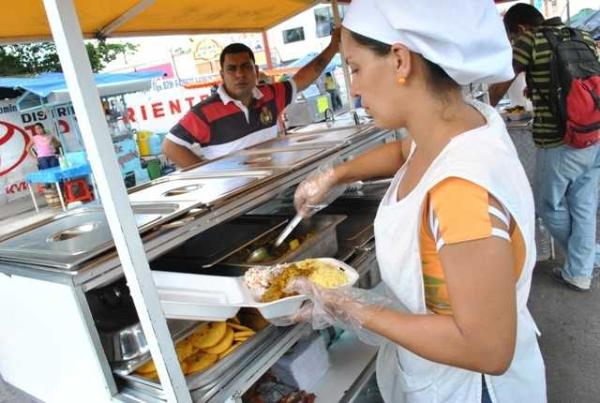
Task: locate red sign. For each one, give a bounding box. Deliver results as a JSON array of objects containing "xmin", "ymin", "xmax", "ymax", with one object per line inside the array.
[{"xmin": 0, "ymin": 120, "xmax": 30, "ymax": 177}]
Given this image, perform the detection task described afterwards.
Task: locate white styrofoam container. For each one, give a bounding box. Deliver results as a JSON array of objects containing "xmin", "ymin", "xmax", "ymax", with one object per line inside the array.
[{"xmin": 153, "ymin": 258, "xmax": 359, "ymax": 322}]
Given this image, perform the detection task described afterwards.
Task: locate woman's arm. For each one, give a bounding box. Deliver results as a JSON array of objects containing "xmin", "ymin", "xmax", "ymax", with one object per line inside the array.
[
  {"xmin": 362, "ymin": 235, "xmax": 516, "ymax": 375},
  {"xmin": 352, "ymin": 199, "xmax": 517, "ymax": 374},
  {"xmin": 333, "ymin": 137, "xmax": 411, "ymax": 184},
  {"xmin": 27, "ymin": 142, "xmax": 37, "ymax": 158}
]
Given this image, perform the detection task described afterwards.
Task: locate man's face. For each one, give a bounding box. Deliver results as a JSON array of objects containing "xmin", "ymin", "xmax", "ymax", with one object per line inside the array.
[{"xmin": 220, "ymin": 52, "xmax": 258, "ymax": 101}]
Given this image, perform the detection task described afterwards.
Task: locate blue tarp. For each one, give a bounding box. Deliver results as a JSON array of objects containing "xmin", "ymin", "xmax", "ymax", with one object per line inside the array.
[
  {"xmin": 285, "ymin": 53, "xmax": 341, "ymax": 73},
  {"xmin": 0, "ymin": 71, "xmax": 162, "ymax": 98},
  {"xmin": 571, "ymin": 8, "xmax": 600, "ymax": 40}
]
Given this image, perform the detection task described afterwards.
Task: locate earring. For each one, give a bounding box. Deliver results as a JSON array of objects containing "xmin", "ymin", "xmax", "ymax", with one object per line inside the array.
[{"xmin": 397, "ymin": 76, "xmax": 406, "ymax": 85}]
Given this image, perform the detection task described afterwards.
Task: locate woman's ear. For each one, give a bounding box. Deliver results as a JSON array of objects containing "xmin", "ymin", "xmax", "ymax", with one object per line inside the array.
[{"xmin": 390, "ymin": 43, "xmax": 412, "ymax": 82}]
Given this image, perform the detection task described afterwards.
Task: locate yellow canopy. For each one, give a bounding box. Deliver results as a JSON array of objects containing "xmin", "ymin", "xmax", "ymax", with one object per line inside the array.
[{"xmin": 0, "ymin": 0, "xmax": 322, "ymax": 43}]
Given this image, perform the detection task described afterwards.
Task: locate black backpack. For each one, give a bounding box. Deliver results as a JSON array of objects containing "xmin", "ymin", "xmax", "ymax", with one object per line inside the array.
[{"xmin": 534, "ymin": 27, "xmax": 600, "ymax": 148}]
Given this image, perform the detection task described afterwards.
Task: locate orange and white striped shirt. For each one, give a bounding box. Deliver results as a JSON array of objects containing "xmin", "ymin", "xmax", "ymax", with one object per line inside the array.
[{"xmin": 420, "ymin": 177, "xmax": 526, "ymax": 315}]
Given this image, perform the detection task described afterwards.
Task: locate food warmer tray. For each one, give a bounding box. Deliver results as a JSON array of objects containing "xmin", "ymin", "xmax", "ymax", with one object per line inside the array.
[
  {"xmin": 250, "ymin": 125, "xmax": 376, "ymax": 150},
  {"xmin": 0, "ymin": 204, "xmax": 198, "ymax": 270},
  {"xmin": 177, "ymin": 147, "xmax": 329, "ymax": 174},
  {"xmin": 151, "ymin": 216, "xmax": 288, "ymax": 271},
  {"xmin": 127, "ymin": 173, "xmax": 273, "ymax": 208},
  {"xmin": 115, "ymin": 324, "xmax": 300, "ymax": 402},
  {"xmin": 221, "ymin": 214, "xmax": 346, "ymax": 269}
]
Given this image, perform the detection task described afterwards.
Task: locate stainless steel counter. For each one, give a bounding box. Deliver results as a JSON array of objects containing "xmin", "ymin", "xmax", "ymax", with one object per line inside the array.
[{"xmin": 0, "ymin": 125, "xmax": 393, "ymax": 290}]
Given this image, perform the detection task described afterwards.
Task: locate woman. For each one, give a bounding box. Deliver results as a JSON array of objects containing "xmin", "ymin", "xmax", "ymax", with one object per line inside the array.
[
  {"xmin": 290, "ymin": 1, "xmax": 546, "ymax": 402},
  {"xmin": 28, "ymin": 123, "xmax": 61, "ymax": 170}
]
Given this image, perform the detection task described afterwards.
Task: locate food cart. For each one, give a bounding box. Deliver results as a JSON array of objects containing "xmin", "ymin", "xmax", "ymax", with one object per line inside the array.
[
  {"xmin": 0, "ymin": 1, "xmax": 394, "ymax": 402},
  {"xmin": 1, "ymin": 71, "xmax": 164, "ymax": 207}
]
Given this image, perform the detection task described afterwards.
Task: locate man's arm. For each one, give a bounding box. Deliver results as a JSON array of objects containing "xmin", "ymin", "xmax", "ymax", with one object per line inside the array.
[
  {"xmin": 292, "ymin": 28, "xmax": 340, "ymax": 92},
  {"xmin": 488, "ymin": 62, "xmax": 524, "ymax": 106},
  {"xmin": 162, "ymin": 139, "xmax": 202, "ymax": 168},
  {"xmin": 488, "ymin": 80, "xmax": 515, "ymax": 107}
]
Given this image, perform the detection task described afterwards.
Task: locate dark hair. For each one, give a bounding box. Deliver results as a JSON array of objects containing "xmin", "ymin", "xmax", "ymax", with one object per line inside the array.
[
  {"xmin": 504, "ymin": 4, "xmax": 545, "ymax": 35},
  {"xmin": 219, "ymin": 43, "xmax": 255, "ymax": 67},
  {"xmin": 349, "ymin": 30, "xmax": 458, "ymax": 93}
]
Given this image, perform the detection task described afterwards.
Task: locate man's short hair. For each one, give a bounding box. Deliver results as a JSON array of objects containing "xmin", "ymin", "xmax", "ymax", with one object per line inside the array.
[
  {"xmin": 504, "ymin": 4, "xmax": 545, "ymax": 35},
  {"xmin": 219, "ymin": 43, "xmax": 255, "ymax": 67}
]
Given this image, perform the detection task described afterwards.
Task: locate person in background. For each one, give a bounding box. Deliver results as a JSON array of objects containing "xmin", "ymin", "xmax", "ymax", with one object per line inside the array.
[
  {"xmin": 324, "ymin": 71, "xmax": 342, "ymax": 110},
  {"xmin": 489, "ymin": 4, "xmax": 600, "ymax": 291},
  {"xmin": 163, "ymin": 30, "xmax": 341, "ymax": 167},
  {"xmin": 28, "ymin": 123, "xmax": 61, "ymax": 170},
  {"xmin": 287, "ymin": 0, "xmax": 546, "ymax": 402}
]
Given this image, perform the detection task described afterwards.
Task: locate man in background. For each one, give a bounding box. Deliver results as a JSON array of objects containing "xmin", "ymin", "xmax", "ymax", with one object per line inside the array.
[
  {"xmin": 163, "ymin": 30, "xmax": 341, "ymax": 166},
  {"xmin": 489, "ymin": 4, "xmax": 600, "ymax": 291}
]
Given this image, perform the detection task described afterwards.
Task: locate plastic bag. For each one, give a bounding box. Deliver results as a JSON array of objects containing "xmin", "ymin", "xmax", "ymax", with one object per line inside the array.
[
  {"xmin": 271, "ymin": 278, "xmax": 406, "ymax": 347},
  {"xmin": 293, "ymin": 162, "xmax": 347, "ymax": 218}
]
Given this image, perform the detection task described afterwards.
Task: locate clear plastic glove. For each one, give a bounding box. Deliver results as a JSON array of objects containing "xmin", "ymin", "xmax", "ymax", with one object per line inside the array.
[
  {"xmin": 293, "ymin": 162, "xmax": 347, "ymax": 218},
  {"xmin": 271, "ymin": 278, "xmax": 398, "ymax": 346}
]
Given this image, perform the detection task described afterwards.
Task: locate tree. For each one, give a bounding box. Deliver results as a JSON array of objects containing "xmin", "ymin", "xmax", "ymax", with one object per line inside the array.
[{"xmin": 0, "ymin": 41, "xmax": 138, "ymax": 75}]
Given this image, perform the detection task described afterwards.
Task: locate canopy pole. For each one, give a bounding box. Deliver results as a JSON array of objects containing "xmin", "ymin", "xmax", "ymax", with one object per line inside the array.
[
  {"xmin": 331, "ymin": 0, "xmax": 356, "ymax": 119},
  {"xmin": 98, "ymin": 0, "xmax": 156, "ymax": 38},
  {"xmin": 262, "ymin": 31, "xmax": 274, "ymax": 70},
  {"xmin": 42, "ymin": 1, "xmax": 191, "ymax": 402}
]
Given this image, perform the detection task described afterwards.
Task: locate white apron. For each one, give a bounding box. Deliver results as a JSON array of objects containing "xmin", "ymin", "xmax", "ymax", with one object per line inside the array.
[{"xmin": 373, "ymin": 101, "xmax": 546, "ymax": 403}]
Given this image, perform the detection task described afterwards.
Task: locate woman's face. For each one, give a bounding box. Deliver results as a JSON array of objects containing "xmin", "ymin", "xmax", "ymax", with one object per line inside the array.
[
  {"xmin": 34, "ymin": 125, "xmax": 45, "ymax": 135},
  {"xmin": 341, "ymin": 29, "xmax": 407, "ymax": 129}
]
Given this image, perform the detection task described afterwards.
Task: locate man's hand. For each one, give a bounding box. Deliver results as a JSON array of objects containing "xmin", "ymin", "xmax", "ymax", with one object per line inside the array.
[{"xmin": 162, "ymin": 139, "xmax": 202, "ymax": 168}]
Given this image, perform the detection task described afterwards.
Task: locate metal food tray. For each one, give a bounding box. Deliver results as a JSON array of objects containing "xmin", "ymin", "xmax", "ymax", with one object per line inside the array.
[
  {"xmin": 249, "ymin": 124, "xmax": 376, "ymax": 151},
  {"xmin": 220, "ymin": 214, "xmax": 346, "ymax": 269},
  {"xmin": 115, "ymin": 321, "xmax": 282, "ymax": 395},
  {"xmin": 151, "ymin": 216, "xmax": 288, "ymax": 271},
  {"xmin": 177, "ymin": 147, "xmax": 329, "ymax": 173},
  {"xmin": 323, "ymin": 199, "xmax": 379, "ymax": 250},
  {"xmin": 0, "ymin": 204, "xmax": 202, "ymax": 270},
  {"xmin": 127, "ymin": 171, "xmax": 276, "ymax": 208},
  {"xmin": 112, "ymin": 320, "xmax": 204, "ymax": 375}
]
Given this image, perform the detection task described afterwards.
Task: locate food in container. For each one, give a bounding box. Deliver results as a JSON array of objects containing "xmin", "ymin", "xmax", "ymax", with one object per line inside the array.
[
  {"xmin": 135, "ymin": 317, "xmax": 256, "ymax": 380},
  {"xmin": 244, "ymin": 259, "xmax": 352, "ymax": 302},
  {"xmin": 152, "ymin": 258, "xmax": 358, "ymax": 321},
  {"xmin": 502, "ymin": 105, "xmax": 532, "ymax": 121}
]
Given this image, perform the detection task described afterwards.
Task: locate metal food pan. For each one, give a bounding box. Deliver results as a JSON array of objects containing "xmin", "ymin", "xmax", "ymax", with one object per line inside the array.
[
  {"xmin": 115, "ymin": 319, "xmax": 282, "ymax": 396},
  {"xmin": 150, "ymin": 216, "xmax": 288, "ymax": 271},
  {"xmin": 221, "ymin": 214, "xmax": 346, "ymax": 269},
  {"xmin": 322, "ymin": 199, "xmax": 378, "ymax": 250},
  {"xmin": 0, "ymin": 204, "xmax": 197, "ymax": 271}
]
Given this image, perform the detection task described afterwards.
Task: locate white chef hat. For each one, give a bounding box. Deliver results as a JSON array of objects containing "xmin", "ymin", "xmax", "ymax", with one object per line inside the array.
[{"xmin": 342, "ymin": 0, "xmax": 514, "ymax": 85}]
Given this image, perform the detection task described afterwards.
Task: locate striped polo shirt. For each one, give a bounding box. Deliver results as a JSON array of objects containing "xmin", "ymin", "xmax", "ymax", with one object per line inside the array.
[
  {"xmin": 167, "ymin": 80, "xmax": 296, "ymax": 159},
  {"xmin": 512, "ymin": 17, "xmax": 598, "ymax": 148}
]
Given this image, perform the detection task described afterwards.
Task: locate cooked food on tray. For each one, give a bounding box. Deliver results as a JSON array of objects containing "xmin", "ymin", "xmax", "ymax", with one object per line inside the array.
[
  {"xmin": 135, "ymin": 317, "xmax": 256, "ymax": 379},
  {"xmin": 244, "ymin": 259, "xmax": 351, "ymax": 303},
  {"xmin": 504, "ymin": 105, "xmax": 526, "ymax": 113},
  {"xmin": 230, "ymin": 230, "xmax": 314, "ymax": 264}
]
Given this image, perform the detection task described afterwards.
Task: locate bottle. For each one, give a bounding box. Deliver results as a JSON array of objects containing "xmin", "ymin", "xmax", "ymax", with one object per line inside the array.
[
  {"xmin": 136, "ymin": 131, "xmax": 151, "ymax": 156},
  {"xmin": 148, "ymin": 133, "xmax": 163, "ymax": 155}
]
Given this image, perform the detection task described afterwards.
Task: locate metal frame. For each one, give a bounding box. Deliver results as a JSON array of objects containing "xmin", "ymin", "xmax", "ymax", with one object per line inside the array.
[{"xmin": 42, "ymin": 1, "xmax": 190, "ymax": 401}]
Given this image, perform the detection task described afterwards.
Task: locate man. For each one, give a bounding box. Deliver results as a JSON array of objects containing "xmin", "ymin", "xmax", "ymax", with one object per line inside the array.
[
  {"xmin": 324, "ymin": 71, "xmax": 342, "ymax": 110},
  {"xmin": 489, "ymin": 4, "xmax": 600, "ymax": 291},
  {"xmin": 163, "ymin": 30, "xmax": 341, "ymax": 166}
]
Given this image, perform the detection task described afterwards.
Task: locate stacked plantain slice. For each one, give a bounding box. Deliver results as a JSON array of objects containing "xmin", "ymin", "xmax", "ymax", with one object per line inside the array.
[{"xmin": 136, "ymin": 318, "xmax": 256, "ymax": 380}]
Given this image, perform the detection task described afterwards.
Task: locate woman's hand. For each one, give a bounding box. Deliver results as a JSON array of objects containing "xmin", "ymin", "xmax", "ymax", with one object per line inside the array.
[
  {"xmin": 293, "ymin": 164, "xmax": 346, "ymax": 217},
  {"xmin": 272, "ymin": 278, "xmax": 393, "ymax": 345}
]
